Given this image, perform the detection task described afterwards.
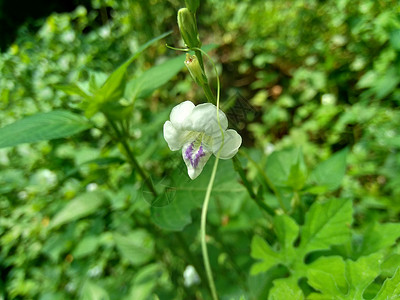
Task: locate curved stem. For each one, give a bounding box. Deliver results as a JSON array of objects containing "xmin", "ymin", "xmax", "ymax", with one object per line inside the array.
[
  {"xmin": 193, "ymin": 47, "xmax": 222, "ymax": 300},
  {"xmin": 201, "ymin": 157, "xmax": 220, "ymax": 300}
]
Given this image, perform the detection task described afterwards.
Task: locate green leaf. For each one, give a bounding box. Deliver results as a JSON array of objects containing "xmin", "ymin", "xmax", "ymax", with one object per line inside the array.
[
  {"xmin": 73, "ymin": 235, "xmax": 100, "ymax": 259},
  {"xmin": 86, "ymin": 31, "xmax": 172, "ymax": 117},
  {"xmin": 0, "ymin": 110, "xmax": 91, "ymax": 148},
  {"xmin": 80, "ymin": 280, "xmax": 109, "ymax": 300},
  {"xmin": 54, "ymin": 83, "xmax": 91, "ymax": 99},
  {"xmin": 265, "ymin": 148, "xmax": 305, "ymax": 188},
  {"xmin": 50, "ymin": 191, "xmax": 105, "ymax": 228},
  {"xmin": 345, "ymin": 253, "xmax": 382, "ymax": 299},
  {"xmin": 113, "ymin": 230, "xmax": 155, "ymax": 266},
  {"xmin": 150, "ymin": 158, "xmax": 246, "ymax": 231},
  {"xmin": 354, "ymin": 222, "xmax": 400, "ymax": 257},
  {"xmin": 300, "ymin": 198, "xmax": 352, "ymax": 253},
  {"xmin": 127, "ymin": 264, "xmax": 162, "ymax": 300},
  {"xmin": 308, "ymin": 148, "xmax": 348, "ymax": 191},
  {"xmin": 275, "ymin": 215, "xmax": 299, "ymax": 251},
  {"xmin": 307, "ymin": 256, "xmax": 347, "ymax": 297},
  {"xmin": 286, "ymin": 152, "xmax": 308, "ymax": 190},
  {"xmin": 269, "ymin": 278, "xmax": 304, "ymax": 300},
  {"xmin": 374, "ymin": 267, "xmax": 400, "ymax": 300},
  {"xmin": 250, "ymin": 236, "xmax": 281, "ymax": 275},
  {"xmin": 125, "ymin": 44, "xmax": 217, "ymax": 101},
  {"xmin": 125, "ymin": 54, "xmax": 184, "ymax": 101}
]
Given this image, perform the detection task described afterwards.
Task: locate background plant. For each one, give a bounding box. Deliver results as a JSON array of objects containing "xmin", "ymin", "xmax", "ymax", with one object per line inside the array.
[{"xmin": 0, "ymin": 0, "xmax": 399, "ymax": 299}]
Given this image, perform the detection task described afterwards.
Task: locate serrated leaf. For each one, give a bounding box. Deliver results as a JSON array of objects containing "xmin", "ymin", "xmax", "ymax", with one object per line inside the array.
[
  {"xmin": 300, "ymin": 198, "xmax": 352, "ymax": 253},
  {"xmin": 345, "ymin": 253, "xmax": 382, "ymax": 299},
  {"xmin": 269, "ymin": 278, "xmax": 304, "ymax": 300},
  {"xmin": 50, "ymin": 191, "xmax": 105, "ymax": 228},
  {"xmin": 374, "ymin": 267, "xmax": 400, "ymax": 300},
  {"xmin": 308, "ymin": 148, "xmax": 348, "ymax": 190},
  {"xmin": 274, "ymin": 215, "xmax": 299, "ymax": 251},
  {"xmin": 0, "ymin": 110, "xmax": 91, "ymax": 148},
  {"xmin": 250, "ymin": 236, "xmax": 281, "ymax": 275},
  {"xmin": 354, "ymin": 222, "xmax": 400, "ymax": 257},
  {"xmin": 113, "ymin": 230, "xmax": 155, "ymax": 266}
]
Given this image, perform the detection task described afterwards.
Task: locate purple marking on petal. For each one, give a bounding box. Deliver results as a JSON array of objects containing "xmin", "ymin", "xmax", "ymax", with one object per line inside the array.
[
  {"xmin": 185, "ymin": 142, "xmax": 206, "ymax": 168},
  {"xmin": 193, "ymin": 145, "xmax": 205, "ymax": 168},
  {"xmin": 185, "ymin": 143, "xmax": 194, "ymax": 162}
]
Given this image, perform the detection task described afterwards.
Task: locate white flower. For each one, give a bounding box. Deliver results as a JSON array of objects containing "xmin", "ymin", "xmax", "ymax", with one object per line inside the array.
[{"xmin": 163, "ymin": 101, "xmax": 242, "ymax": 180}]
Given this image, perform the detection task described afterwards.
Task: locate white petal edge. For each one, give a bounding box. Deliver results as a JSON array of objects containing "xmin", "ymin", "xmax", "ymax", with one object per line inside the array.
[
  {"xmin": 163, "ymin": 121, "xmax": 186, "ymax": 151},
  {"xmin": 184, "ymin": 103, "xmax": 228, "ymax": 135},
  {"xmin": 213, "ymin": 129, "xmax": 242, "ymax": 159},
  {"xmin": 170, "ymin": 100, "xmax": 195, "ymax": 130}
]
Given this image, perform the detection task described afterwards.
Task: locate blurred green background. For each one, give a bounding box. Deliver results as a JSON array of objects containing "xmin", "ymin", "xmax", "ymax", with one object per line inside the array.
[{"xmin": 1, "ymin": 0, "xmax": 400, "ymax": 299}]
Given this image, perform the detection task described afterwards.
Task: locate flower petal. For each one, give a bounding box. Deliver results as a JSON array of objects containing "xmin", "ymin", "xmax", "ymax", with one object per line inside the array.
[
  {"xmin": 212, "ymin": 129, "xmax": 242, "ymax": 159},
  {"xmin": 163, "ymin": 121, "xmax": 186, "ymax": 151},
  {"xmin": 184, "ymin": 103, "xmax": 228, "ymax": 136},
  {"xmin": 182, "ymin": 141, "xmax": 212, "ymax": 180},
  {"xmin": 170, "ymin": 100, "xmax": 195, "ymax": 130}
]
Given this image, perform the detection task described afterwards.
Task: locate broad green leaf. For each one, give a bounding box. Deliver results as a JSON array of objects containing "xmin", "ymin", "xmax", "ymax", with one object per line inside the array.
[
  {"xmin": 113, "ymin": 230, "xmax": 155, "ymax": 266},
  {"xmin": 125, "ymin": 54, "xmax": 185, "ymax": 101},
  {"xmin": 374, "ymin": 267, "xmax": 400, "ymax": 300},
  {"xmin": 80, "ymin": 280, "xmax": 109, "ymax": 300},
  {"xmin": 345, "ymin": 253, "xmax": 382, "ymax": 299},
  {"xmin": 0, "ymin": 110, "xmax": 91, "ymax": 148},
  {"xmin": 308, "ymin": 148, "xmax": 348, "ymax": 191},
  {"xmin": 390, "ymin": 29, "xmax": 400, "ymax": 51},
  {"xmin": 300, "ymin": 198, "xmax": 352, "ymax": 253},
  {"xmin": 73, "ymin": 235, "xmax": 99, "ymax": 259},
  {"xmin": 127, "ymin": 264, "xmax": 161, "ymax": 300},
  {"xmin": 50, "ymin": 191, "xmax": 105, "ymax": 228},
  {"xmin": 269, "ymin": 278, "xmax": 304, "ymax": 300},
  {"xmin": 307, "ymin": 256, "xmax": 347, "ymax": 296},
  {"xmin": 98, "ymin": 31, "xmax": 172, "ymax": 103},
  {"xmin": 85, "ymin": 31, "xmax": 172, "ymax": 116},
  {"xmin": 354, "ymin": 222, "xmax": 400, "ymax": 257},
  {"xmin": 250, "ymin": 236, "xmax": 281, "ymax": 275},
  {"xmin": 125, "ymin": 44, "xmax": 217, "ymax": 101},
  {"xmin": 265, "ymin": 148, "xmax": 305, "ymax": 188},
  {"xmin": 150, "ymin": 158, "xmax": 246, "ymax": 231}
]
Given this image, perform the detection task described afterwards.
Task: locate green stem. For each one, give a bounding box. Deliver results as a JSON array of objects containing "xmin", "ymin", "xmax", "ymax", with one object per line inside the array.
[
  {"xmin": 193, "ymin": 46, "xmax": 222, "ymax": 300},
  {"xmin": 240, "ymin": 150, "xmax": 287, "ymax": 213},
  {"xmin": 107, "ymin": 117, "xmax": 158, "ymax": 198},
  {"xmin": 201, "ymin": 158, "xmax": 220, "ymax": 300},
  {"xmin": 232, "ymin": 156, "xmax": 275, "ymax": 215},
  {"xmin": 195, "ymin": 49, "xmax": 216, "ymax": 104}
]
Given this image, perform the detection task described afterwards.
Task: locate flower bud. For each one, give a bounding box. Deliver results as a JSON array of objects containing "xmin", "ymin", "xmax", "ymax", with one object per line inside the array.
[
  {"xmin": 177, "ymin": 8, "xmax": 201, "ymax": 48},
  {"xmin": 184, "ymin": 54, "xmax": 207, "ymax": 86},
  {"xmin": 185, "ymin": 0, "xmax": 199, "ymax": 13}
]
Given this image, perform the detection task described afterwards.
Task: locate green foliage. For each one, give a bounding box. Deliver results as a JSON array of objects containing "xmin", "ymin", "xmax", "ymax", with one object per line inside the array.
[
  {"xmin": 0, "ymin": 110, "xmax": 91, "ymax": 148},
  {"xmin": 0, "ymin": 0, "xmax": 399, "ymax": 299}
]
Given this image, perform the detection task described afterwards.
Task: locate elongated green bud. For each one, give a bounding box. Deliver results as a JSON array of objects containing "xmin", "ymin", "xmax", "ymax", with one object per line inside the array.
[
  {"xmin": 177, "ymin": 8, "xmax": 201, "ymax": 48},
  {"xmin": 185, "ymin": 0, "xmax": 199, "ymax": 13},
  {"xmin": 184, "ymin": 54, "xmax": 207, "ymax": 86}
]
